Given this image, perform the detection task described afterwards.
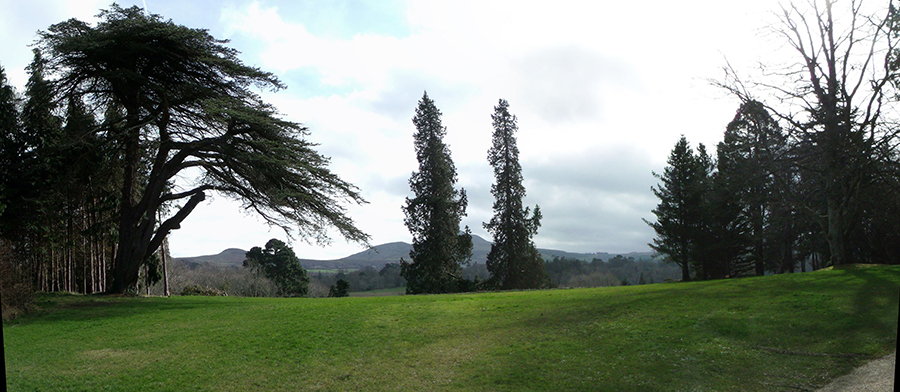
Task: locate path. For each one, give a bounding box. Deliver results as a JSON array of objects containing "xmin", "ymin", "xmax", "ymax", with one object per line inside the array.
[{"xmin": 816, "ymin": 352, "xmax": 895, "ymax": 392}]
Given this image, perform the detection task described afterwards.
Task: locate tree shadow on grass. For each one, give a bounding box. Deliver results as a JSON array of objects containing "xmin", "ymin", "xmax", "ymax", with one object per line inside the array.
[
  {"xmin": 5, "ymin": 294, "xmax": 242, "ymax": 326},
  {"xmin": 469, "ymin": 267, "xmax": 900, "ymax": 391}
]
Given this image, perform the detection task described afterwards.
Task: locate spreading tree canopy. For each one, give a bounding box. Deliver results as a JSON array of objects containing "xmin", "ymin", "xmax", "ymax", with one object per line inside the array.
[
  {"xmin": 401, "ymin": 92, "xmax": 472, "ymax": 294},
  {"xmin": 37, "ymin": 5, "xmax": 369, "ymax": 293},
  {"xmin": 483, "ymin": 99, "xmax": 547, "ymax": 290}
]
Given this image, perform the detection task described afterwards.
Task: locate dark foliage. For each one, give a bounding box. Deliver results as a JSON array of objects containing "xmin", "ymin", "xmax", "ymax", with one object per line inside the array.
[
  {"xmin": 719, "ymin": 1, "xmax": 900, "ymax": 266},
  {"xmin": 401, "ymin": 92, "xmax": 473, "ymax": 294},
  {"xmin": 244, "ymin": 239, "xmax": 310, "ymax": 297},
  {"xmin": 328, "ymin": 279, "xmax": 350, "ymax": 297},
  {"xmin": 645, "ymin": 136, "xmax": 707, "ymax": 281},
  {"xmin": 35, "ymin": 5, "xmax": 368, "ymax": 293},
  {"xmin": 544, "ymin": 255, "xmax": 682, "ymax": 288},
  {"xmin": 483, "ymin": 99, "xmax": 548, "ymax": 290},
  {"xmin": 180, "ymin": 284, "xmax": 227, "ymax": 296}
]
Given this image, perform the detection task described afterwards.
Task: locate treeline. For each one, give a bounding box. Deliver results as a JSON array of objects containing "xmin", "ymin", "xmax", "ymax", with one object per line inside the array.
[
  {"xmin": 308, "ymin": 255, "xmax": 682, "ymax": 294},
  {"xmin": 648, "ymin": 101, "xmax": 900, "ymax": 280},
  {"xmin": 0, "ymin": 54, "xmax": 121, "ymax": 299},
  {"xmin": 646, "ymin": 2, "xmax": 900, "ymax": 280},
  {"xmin": 544, "ymin": 255, "xmax": 682, "ymax": 288},
  {"xmin": 311, "ymin": 264, "xmax": 406, "ymax": 294},
  {"xmin": 158, "ymin": 254, "xmax": 684, "ymax": 297}
]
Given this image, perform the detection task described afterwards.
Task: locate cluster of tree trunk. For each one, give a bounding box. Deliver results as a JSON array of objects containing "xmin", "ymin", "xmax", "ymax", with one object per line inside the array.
[{"xmin": 0, "ymin": 54, "xmax": 120, "ymax": 295}]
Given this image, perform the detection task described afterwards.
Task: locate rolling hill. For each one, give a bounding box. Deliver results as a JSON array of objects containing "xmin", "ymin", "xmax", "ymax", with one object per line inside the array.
[{"xmin": 173, "ymin": 235, "xmax": 654, "ymax": 271}]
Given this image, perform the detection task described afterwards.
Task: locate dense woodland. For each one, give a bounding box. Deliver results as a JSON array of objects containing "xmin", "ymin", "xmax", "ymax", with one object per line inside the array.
[
  {"xmin": 646, "ymin": 0, "xmax": 900, "ymax": 281},
  {"xmin": 2, "ymin": 1, "xmax": 900, "ymax": 315}
]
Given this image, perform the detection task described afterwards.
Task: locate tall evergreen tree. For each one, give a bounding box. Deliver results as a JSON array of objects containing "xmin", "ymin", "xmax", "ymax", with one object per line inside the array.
[
  {"xmin": 717, "ymin": 100, "xmax": 786, "ymax": 276},
  {"xmin": 483, "ymin": 99, "xmax": 547, "ymax": 290},
  {"xmin": 690, "ymin": 144, "xmax": 717, "ymax": 280},
  {"xmin": 645, "ymin": 136, "xmax": 706, "ymax": 282},
  {"xmin": 0, "ymin": 64, "xmax": 19, "ymax": 218},
  {"xmin": 401, "ymin": 92, "xmax": 473, "ymax": 294},
  {"xmin": 709, "ymin": 144, "xmax": 753, "ymax": 278},
  {"xmin": 21, "ymin": 49, "xmax": 61, "ymax": 156},
  {"xmin": 38, "ymin": 5, "xmax": 369, "ymax": 293}
]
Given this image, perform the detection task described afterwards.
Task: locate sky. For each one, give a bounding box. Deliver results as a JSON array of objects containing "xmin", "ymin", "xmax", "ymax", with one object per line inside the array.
[{"xmin": 0, "ymin": 0, "xmax": 787, "ymax": 259}]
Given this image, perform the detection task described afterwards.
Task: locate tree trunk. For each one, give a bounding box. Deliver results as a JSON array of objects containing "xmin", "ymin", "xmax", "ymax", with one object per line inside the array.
[
  {"xmin": 161, "ymin": 237, "xmax": 170, "ymax": 297},
  {"xmin": 826, "ymin": 194, "xmax": 845, "ymax": 266},
  {"xmin": 681, "ymin": 257, "xmax": 691, "ymax": 282},
  {"xmin": 752, "ymin": 205, "xmax": 765, "ymax": 276},
  {"xmin": 110, "ymin": 114, "xmax": 143, "ymax": 294}
]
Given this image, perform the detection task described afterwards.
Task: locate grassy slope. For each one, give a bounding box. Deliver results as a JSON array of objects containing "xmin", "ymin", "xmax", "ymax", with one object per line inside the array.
[{"xmin": 4, "ymin": 266, "xmax": 898, "ymax": 391}]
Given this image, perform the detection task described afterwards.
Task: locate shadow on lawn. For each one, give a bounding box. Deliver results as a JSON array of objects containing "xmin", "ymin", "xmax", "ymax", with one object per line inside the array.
[
  {"xmin": 477, "ymin": 266, "xmax": 900, "ymax": 390},
  {"xmin": 7, "ymin": 293, "xmax": 240, "ymax": 326},
  {"xmin": 836, "ymin": 267, "xmax": 899, "ymax": 355}
]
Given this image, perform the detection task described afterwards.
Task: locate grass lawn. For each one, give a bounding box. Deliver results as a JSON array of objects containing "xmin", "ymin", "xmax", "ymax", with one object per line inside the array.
[
  {"xmin": 4, "ymin": 265, "xmax": 898, "ymax": 391},
  {"xmin": 350, "ymin": 287, "xmax": 406, "ymax": 297}
]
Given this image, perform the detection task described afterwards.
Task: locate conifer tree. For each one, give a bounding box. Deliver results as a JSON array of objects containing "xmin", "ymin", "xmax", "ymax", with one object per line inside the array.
[
  {"xmin": 401, "ymin": 92, "xmax": 472, "ymax": 294},
  {"xmin": 0, "ymin": 65, "xmax": 19, "ymax": 217},
  {"xmin": 22, "ymin": 49, "xmax": 61, "ymax": 155},
  {"xmin": 483, "ymin": 99, "xmax": 547, "ymax": 290},
  {"xmin": 244, "ymin": 239, "xmax": 310, "ymax": 297},
  {"xmin": 645, "ymin": 136, "xmax": 706, "ymax": 282},
  {"xmin": 690, "ymin": 143, "xmax": 717, "ymax": 280},
  {"xmin": 717, "ymin": 100, "xmax": 785, "ymax": 276}
]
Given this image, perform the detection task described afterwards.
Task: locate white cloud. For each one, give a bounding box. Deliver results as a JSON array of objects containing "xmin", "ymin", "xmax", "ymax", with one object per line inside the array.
[
  {"xmin": 1, "ymin": 0, "xmax": 791, "ymax": 259},
  {"xmin": 196, "ymin": 0, "xmax": 787, "ymax": 258}
]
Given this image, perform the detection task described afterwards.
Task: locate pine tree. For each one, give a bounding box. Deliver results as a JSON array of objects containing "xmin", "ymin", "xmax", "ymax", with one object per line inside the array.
[
  {"xmin": 243, "ymin": 239, "xmax": 310, "ymax": 297},
  {"xmin": 0, "ymin": 64, "xmax": 19, "ymax": 218},
  {"xmin": 645, "ymin": 136, "xmax": 706, "ymax": 282},
  {"xmin": 483, "ymin": 99, "xmax": 547, "ymax": 290},
  {"xmin": 15, "ymin": 50, "xmax": 67, "ymax": 292},
  {"xmin": 21, "ymin": 49, "xmax": 61, "ymax": 155},
  {"xmin": 401, "ymin": 92, "xmax": 473, "ymax": 294},
  {"xmin": 690, "ymin": 143, "xmax": 716, "ymax": 280},
  {"xmin": 717, "ymin": 100, "xmax": 785, "ymax": 275}
]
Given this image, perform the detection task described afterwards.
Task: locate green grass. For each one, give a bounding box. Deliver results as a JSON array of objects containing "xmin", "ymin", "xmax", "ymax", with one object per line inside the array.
[
  {"xmin": 350, "ymin": 287, "xmax": 406, "ymax": 297},
  {"xmin": 4, "ymin": 266, "xmax": 898, "ymax": 391}
]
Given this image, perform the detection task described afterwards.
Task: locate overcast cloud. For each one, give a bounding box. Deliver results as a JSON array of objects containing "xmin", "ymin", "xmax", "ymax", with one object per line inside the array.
[{"xmin": 0, "ymin": 0, "xmax": 784, "ymax": 258}]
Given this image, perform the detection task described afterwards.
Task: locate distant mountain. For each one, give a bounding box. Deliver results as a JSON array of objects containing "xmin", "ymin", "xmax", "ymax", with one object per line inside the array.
[
  {"xmin": 302, "ymin": 235, "xmax": 653, "ymax": 271},
  {"xmin": 174, "ymin": 236, "xmax": 654, "ymax": 270},
  {"xmin": 173, "ymin": 248, "xmax": 247, "ymax": 267}
]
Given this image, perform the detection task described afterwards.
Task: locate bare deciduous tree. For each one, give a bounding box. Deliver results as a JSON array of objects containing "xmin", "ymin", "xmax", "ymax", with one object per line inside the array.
[{"xmin": 719, "ymin": 0, "xmax": 900, "ymax": 265}]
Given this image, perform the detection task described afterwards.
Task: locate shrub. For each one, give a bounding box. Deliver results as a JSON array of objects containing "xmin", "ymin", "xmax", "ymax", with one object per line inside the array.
[
  {"xmin": 328, "ymin": 279, "xmax": 350, "ymax": 297},
  {"xmin": 180, "ymin": 284, "xmax": 227, "ymax": 296},
  {"xmin": 1, "ymin": 241, "xmax": 34, "ymax": 321}
]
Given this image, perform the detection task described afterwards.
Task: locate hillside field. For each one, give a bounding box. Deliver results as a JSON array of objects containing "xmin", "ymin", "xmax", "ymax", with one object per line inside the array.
[{"xmin": 3, "ymin": 265, "xmax": 898, "ymax": 391}]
